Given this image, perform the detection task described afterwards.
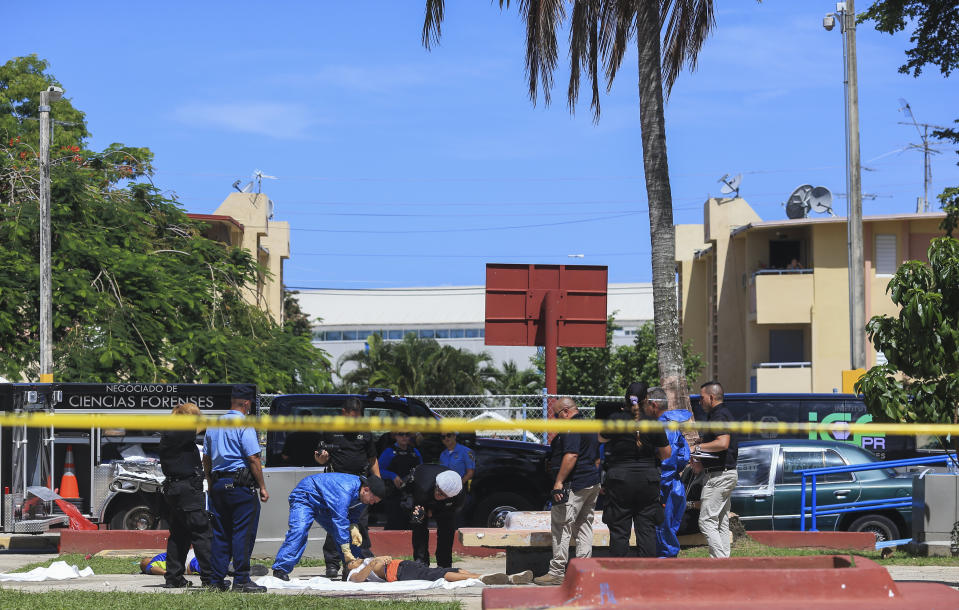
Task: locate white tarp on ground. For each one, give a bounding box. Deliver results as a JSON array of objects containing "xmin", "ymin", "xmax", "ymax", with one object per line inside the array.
[
  {"xmin": 0, "ymin": 561, "xmax": 95, "ymax": 582},
  {"xmin": 255, "ymin": 574, "xmax": 483, "ymax": 592}
]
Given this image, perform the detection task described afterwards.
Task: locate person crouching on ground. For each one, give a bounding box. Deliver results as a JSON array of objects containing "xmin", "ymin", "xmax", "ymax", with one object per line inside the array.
[
  {"xmin": 346, "ymin": 555, "xmax": 533, "ymax": 585},
  {"xmin": 271, "ymin": 473, "xmax": 386, "ymax": 581}
]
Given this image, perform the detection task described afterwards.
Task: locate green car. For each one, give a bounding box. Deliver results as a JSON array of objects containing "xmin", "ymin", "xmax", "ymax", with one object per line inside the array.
[{"xmin": 731, "ymin": 439, "xmax": 913, "ymax": 541}]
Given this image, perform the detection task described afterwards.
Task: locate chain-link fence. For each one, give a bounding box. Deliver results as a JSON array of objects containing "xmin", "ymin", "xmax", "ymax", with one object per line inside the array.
[{"xmin": 259, "ymin": 393, "xmax": 621, "ymax": 444}]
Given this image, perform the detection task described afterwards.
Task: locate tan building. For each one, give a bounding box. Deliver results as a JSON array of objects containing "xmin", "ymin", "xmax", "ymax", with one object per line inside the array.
[
  {"xmin": 676, "ymin": 197, "xmax": 945, "ymax": 394},
  {"xmin": 188, "ymin": 192, "xmax": 290, "ymax": 324}
]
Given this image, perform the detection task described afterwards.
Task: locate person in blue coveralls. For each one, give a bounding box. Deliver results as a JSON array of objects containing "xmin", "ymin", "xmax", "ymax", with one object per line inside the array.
[
  {"xmin": 202, "ymin": 383, "xmax": 268, "ymax": 593},
  {"xmin": 271, "ymin": 472, "xmax": 386, "ymax": 581},
  {"xmin": 438, "ymin": 432, "xmax": 475, "ymax": 487},
  {"xmin": 647, "ymin": 386, "xmax": 691, "ymax": 557}
]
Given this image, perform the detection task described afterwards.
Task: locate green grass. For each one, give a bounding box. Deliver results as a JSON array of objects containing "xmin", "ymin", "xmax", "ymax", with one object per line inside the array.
[
  {"xmin": 0, "ymin": 590, "xmax": 460, "ymax": 610},
  {"xmin": 677, "ymin": 535, "xmax": 959, "ymax": 566}
]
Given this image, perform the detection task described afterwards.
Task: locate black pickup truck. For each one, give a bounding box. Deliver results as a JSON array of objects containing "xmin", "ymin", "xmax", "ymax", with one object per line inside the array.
[{"xmin": 265, "ymin": 389, "xmax": 551, "ymax": 527}]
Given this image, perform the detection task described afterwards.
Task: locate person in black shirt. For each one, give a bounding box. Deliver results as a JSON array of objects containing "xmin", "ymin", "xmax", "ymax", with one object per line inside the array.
[
  {"xmin": 313, "ymin": 398, "xmax": 380, "ymax": 578},
  {"xmin": 600, "ymin": 384, "xmax": 671, "ymax": 558},
  {"xmin": 533, "ymin": 397, "xmax": 601, "ymax": 586},
  {"xmin": 402, "ymin": 463, "xmax": 465, "ymax": 568},
  {"xmin": 693, "ymin": 380, "xmax": 738, "ymax": 558},
  {"xmin": 157, "ymin": 402, "xmax": 212, "ymax": 588}
]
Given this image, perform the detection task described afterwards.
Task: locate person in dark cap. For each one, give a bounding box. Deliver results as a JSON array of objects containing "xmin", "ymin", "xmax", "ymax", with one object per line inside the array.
[
  {"xmin": 202, "ymin": 383, "xmax": 268, "ymax": 593},
  {"xmin": 402, "ymin": 463, "xmax": 466, "ymax": 568},
  {"xmin": 271, "ymin": 472, "xmax": 385, "ymax": 581}
]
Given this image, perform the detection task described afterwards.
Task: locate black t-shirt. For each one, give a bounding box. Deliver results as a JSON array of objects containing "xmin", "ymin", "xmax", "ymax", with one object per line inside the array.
[
  {"xmin": 701, "ymin": 405, "xmax": 738, "ymax": 469},
  {"xmin": 549, "ymin": 414, "xmax": 601, "ymax": 491},
  {"xmin": 320, "ymin": 431, "xmax": 376, "ymax": 476},
  {"xmin": 158, "ymin": 430, "xmax": 202, "ymax": 478},
  {"xmin": 603, "ymin": 412, "xmax": 668, "ymax": 469}
]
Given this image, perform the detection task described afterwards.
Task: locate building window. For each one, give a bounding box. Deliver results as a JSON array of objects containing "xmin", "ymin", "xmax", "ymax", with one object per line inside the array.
[
  {"xmin": 435, "ymin": 329, "xmax": 450, "ymax": 339},
  {"xmin": 419, "ymin": 329, "xmax": 435, "ymax": 339},
  {"xmin": 465, "ymin": 328, "xmax": 481, "ymax": 338},
  {"xmin": 875, "ymin": 234, "xmax": 897, "ymax": 275},
  {"xmin": 388, "ymin": 330, "xmax": 404, "ymax": 340},
  {"xmin": 450, "ymin": 329, "xmax": 465, "ymax": 338},
  {"xmin": 875, "ymin": 349, "xmax": 888, "ymax": 366}
]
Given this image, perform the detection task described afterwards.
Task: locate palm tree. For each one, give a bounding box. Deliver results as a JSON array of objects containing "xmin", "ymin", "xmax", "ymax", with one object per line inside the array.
[
  {"xmin": 492, "ymin": 360, "xmax": 543, "ymax": 394},
  {"xmin": 336, "ymin": 332, "xmax": 500, "ymax": 394},
  {"xmin": 422, "ymin": 1, "xmax": 715, "ymax": 409}
]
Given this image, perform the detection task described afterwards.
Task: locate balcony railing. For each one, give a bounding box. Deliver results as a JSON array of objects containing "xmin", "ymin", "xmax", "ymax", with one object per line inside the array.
[{"xmin": 750, "ymin": 271, "xmax": 814, "ymax": 323}]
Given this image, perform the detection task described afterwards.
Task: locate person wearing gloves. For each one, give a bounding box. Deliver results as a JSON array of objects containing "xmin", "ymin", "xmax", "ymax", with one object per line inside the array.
[
  {"xmin": 347, "ymin": 554, "xmax": 532, "ymax": 585},
  {"xmin": 378, "ymin": 432, "xmax": 423, "ymax": 530},
  {"xmin": 402, "ymin": 464, "xmax": 465, "ymax": 568},
  {"xmin": 271, "ymin": 472, "xmax": 386, "ymax": 581},
  {"xmin": 649, "ymin": 386, "xmax": 692, "ymax": 557}
]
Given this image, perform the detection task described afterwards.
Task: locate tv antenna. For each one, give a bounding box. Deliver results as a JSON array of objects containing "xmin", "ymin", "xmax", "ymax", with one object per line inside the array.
[
  {"xmin": 717, "ymin": 173, "xmax": 742, "ymax": 198},
  {"xmin": 232, "ymin": 169, "xmax": 278, "ymax": 195},
  {"xmin": 784, "ymin": 184, "xmax": 836, "ymax": 219},
  {"xmin": 898, "ymin": 98, "xmax": 945, "ymax": 213}
]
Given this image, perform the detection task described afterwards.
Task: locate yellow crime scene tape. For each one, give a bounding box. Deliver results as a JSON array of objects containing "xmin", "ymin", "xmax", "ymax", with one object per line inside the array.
[{"xmin": 0, "ymin": 411, "xmax": 954, "ymax": 437}]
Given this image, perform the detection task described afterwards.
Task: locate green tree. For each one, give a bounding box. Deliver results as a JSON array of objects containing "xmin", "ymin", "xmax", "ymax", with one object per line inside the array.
[
  {"xmin": 337, "ymin": 333, "xmax": 499, "ymax": 394},
  {"xmin": 860, "ymin": 1, "xmax": 959, "ymax": 77},
  {"xmin": 0, "ymin": 56, "xmax": 332, "ymax": 392},
  {"xmin": 856, "ymin": 198, "xmax": 959, "ymax": 424},
  {"xmin": 531, "ymin": 317, "xmax": 704, "ymax": 395},
  {"xmin": 422, "ymin": 1, "xmax": 716, "ymax": 410},
  {"xmin": 491, "ymin": 360, "xmax": 543, "ymax": 394}
]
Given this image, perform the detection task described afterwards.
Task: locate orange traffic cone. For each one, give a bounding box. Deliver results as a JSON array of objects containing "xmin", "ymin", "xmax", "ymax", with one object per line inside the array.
[{"xmin": 59, "ymin": 444, "xmax": 80, "ymax": 499}]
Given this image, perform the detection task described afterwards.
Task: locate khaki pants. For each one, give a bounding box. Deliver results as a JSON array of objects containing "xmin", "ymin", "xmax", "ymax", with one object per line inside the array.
[
  {"xmin": 698, "ymin": 469, "xmax": 738, "ymax": 558},
  {"xmin": 548, "ymin": 484, "xmax": 600, "ymax": 577}
]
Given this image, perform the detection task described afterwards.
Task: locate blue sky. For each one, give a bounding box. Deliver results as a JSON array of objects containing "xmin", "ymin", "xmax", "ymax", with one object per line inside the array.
[{"xmin": 5, "ymin": 1, "xmax": 957, "ymax": 289}]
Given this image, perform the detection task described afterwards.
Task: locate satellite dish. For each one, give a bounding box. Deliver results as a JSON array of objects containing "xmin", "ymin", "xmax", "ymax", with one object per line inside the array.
[
  {"xmin": 784, "ymin": 184, "xmax": 837, "ymax": 219},
  {"xmin": 718, "ymin": 173, "xmax": 743, "ymax": 197},
  {"xmin": 785, "ymin": 184, "xmax": 814, "ymax": 219},
  {"xmin": 808, "ymin": 186, "xmax": 835, "ymax": 215}
]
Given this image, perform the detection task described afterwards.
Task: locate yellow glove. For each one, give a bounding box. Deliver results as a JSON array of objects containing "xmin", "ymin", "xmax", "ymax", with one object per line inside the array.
[
  {"xmin": 350, "ymin": 524, "xmax": 363, "ymax": 546},
  {"xmin": 340, "ymin": 543, "xmax": 355, "ymax": 563}
]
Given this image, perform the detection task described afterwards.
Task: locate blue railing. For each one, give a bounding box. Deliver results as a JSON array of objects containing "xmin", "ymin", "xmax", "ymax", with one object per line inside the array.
[{"xmin": 797, "ymin": 454, "xmax": 956, "ymax": 533}]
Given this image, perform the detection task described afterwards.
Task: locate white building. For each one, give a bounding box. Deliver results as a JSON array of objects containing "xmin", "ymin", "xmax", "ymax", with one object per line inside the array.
[{"xmin": 295, "ymin": 283, "xmax": 654, "ymax": 371}]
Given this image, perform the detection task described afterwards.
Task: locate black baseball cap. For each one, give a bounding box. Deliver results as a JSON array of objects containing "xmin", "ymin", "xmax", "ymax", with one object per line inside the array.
[
  {"xmin": 361, "ymin": 475, "xmax": 387, "ymax": 499},
  {"xmin": 232, "ymin": 384, "xmax": 257, "ymax": 401}
]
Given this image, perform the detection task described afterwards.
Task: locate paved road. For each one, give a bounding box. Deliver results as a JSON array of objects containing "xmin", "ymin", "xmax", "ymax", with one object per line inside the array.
[{"xmin": 2, "ymin": 552, "xmax": 959, "ymax": 610}]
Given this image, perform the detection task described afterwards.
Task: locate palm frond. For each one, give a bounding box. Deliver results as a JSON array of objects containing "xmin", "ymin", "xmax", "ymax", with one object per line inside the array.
[
  {"xmin": 661, "ymin": 0, "xmax": 716, "ymax": 97},
  {"xmin": 567, "ymin": 0, "xmax": 603, "ymax": 122},
  {"xmin": 422, "ymin": 0, "xmax": 445, "ymax": 49},
  {"xmin": 520, "ymin": 0, "xmax": 566, "ymax": 106}
]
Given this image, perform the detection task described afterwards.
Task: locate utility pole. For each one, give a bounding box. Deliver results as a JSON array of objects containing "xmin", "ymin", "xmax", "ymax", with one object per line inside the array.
[
  {"xmin": 826, "ymin": 2, "xmax": 866, "ymax": 370},
  {"xmin": 843, "ymin": 0, "xmax": 865, "ymax": 370},
  {"xmin": 898, "ymin": 99, "xmax": 945, "ymax": 213},
  {"xmin": 38, "ymin": 85, "xmax": 63, "ymax": 383}
]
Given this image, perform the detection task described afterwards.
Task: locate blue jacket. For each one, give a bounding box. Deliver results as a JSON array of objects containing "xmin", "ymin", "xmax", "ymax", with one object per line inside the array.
[
  {"xmin": 659, "ymin": 409, "xmax": 692, "ymax": 481},
  {"xmin": 290, "ymin": 473, "xmax": 366, "ymax": 547}
]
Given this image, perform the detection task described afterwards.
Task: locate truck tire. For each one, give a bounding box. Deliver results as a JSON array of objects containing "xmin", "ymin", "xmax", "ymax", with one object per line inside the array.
[
  {"xmin": 848, "ymin": 514, "xmax": 898, "ymax": 542},
  {"xmin": 108, "ymin": 499, "xmax": 161, "ymax": 530},
  {"xmin": 474, "ymin": 492, "xmax": 535, "ymax": 528}
]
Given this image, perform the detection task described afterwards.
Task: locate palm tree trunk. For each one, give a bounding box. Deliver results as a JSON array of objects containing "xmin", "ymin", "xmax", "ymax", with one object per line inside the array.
[{"xmin": 635, "ymin": 1, "xmax": 691, "ymax": 412}]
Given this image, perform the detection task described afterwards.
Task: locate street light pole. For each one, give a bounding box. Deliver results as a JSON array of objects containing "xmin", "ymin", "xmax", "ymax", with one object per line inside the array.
[
  {"xmin": 38, "ymin": 85, "xmax": 62, "ymax": 383},
  {"xmin": 826, "ymin": 2, "xmax": 866, "ymax": 370}
]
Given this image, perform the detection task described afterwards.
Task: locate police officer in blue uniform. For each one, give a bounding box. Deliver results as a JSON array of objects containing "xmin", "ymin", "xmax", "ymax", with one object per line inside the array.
[
  {"xmin": 202, "ymin": 384, "xmax": 268, "ymax": 593},
  {"xmin": 379, "ymin": 432, "xmax": 423, "ymax": 530},
  {"xmin": 313, "ymin": 398, "xmax": 380, "ymax": 578},
  {"xmin": 438, "ymin": 432, "xmax": 475, "ymax": 486}
]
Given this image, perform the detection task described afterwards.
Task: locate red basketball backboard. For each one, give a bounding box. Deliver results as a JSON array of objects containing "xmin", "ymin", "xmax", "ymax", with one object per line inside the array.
[{"xmin": 485, "ymin": 264, "xmax": 607, "ymax": 348}]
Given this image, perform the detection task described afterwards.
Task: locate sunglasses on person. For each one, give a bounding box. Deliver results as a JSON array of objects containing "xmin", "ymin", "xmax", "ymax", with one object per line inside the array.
[{"xmin": 441, "ymin": 433, "xmax": 456, "ymax": 438}]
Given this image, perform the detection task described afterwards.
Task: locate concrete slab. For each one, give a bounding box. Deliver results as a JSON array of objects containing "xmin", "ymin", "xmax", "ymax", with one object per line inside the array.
[{"xmin": 748, "ymin": 530, "xmax": 876, "ymax": 550}]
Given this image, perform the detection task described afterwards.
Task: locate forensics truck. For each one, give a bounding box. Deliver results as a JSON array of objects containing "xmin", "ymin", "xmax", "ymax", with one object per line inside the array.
[{"xmin": 0, "ymin": 383, "xmax": 550, "ymax": 541}]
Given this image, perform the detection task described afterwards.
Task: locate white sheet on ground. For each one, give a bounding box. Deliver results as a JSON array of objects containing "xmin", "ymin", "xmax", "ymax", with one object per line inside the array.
[
  {"xmin": 255, "ymin": 574, "xmax": 484, "ymax": 592},
  {"xmin": 0, "ymin": 561, "xmax": 95, "ymax": 582}
]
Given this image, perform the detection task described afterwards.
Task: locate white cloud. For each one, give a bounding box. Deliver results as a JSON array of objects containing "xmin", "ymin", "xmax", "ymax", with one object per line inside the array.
[{"xmin": 171, "ymin": 102, "xmax": 320, "ymax": 139}]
